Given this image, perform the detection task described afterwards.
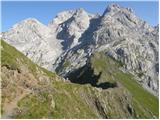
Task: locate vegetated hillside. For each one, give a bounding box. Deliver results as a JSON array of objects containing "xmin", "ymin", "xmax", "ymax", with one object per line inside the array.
[{"xmin": 1, "ymin": 40, "xmax": 158, "ymax": 118}]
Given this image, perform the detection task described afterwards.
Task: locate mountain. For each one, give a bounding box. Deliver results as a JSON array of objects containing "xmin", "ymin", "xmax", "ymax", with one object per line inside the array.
[
  {"xmin": 51, "ymin": 4, "xmax": 159, "ymax": 96},
  {"xmin": 1, "ymin": 40, "xmax": 158, "ymax": 118},
  {"xmin": 1, "ymin": 18, "xmax": 63, "ymax": 70},
  {"xmin": 1, "ymin": 3, "xmax": 159, "ymax": 118}
]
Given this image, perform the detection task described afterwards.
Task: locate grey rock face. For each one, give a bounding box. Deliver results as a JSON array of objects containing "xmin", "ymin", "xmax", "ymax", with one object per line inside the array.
[
  {"xmin": 49, "ymin": 8, "xmax": 96, "ymax": 49},
  {"xmin": 53, "ymin": 4, "xmax": 159, "ymax": 96},
  {"xmin": 91, "ymin": 4, "xmax": 159, "ymax": 95},
  {"xmin": 1, "ymin": 18, "xmax": 63, "ymax": 70},
  {"xmin": 1, "ymin": 4, "xmax": 159, "ymax": 96}
]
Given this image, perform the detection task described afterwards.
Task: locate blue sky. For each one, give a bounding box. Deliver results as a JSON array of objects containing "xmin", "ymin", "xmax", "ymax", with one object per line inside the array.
[{"xmin": 1, "ymin": 1, "xmax": 159, "ymax": 32}]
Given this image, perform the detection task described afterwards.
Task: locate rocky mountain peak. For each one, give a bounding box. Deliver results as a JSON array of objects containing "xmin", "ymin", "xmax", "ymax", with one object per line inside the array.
[
  {"xmin": 49, "ymin": 8, "xmax": 92, "ymax": 27},
  {"xmin": 49, "ymin": 8, "xmax": 95, "ymax": 49},
  {"xmin": 48, "ymin": 10, "xmax": 75, "ymax": 26},
  {"xmin": 103, "ymin": 3, "xmax": 120, "ymax": 14},
  {"xmin": 102, "ymin": 4, "xmax": 134, "ymax": 17},
  {"xmin": 97, "ymin": 4, "xmax": 155, "ymax": 37},
  {"xmin": 12, "ymin": 18, "xmax": 44, "ymax": 30},
  {"xmin": 21, "ymin": 18, "xmax": 40, "ymax": 24}
]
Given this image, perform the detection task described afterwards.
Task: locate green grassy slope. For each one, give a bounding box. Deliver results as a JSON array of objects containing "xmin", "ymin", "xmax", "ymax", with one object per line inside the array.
[
  {"xmin": 90, "ymin": 52, "xmax": 159, "ymax": 118},
  {"xmin": 1, "ymin": 40, "xmax": 99, "ymax": 118},
  {"xmin": 1, "ymin": 40, "xmax": 159, "ymax": 118},
  {"xmin": 1, "ymin": 40, "xmax": 55, "ymax": 78}
]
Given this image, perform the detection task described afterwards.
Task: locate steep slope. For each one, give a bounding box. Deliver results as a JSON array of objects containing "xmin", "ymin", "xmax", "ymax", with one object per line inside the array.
[
  {"xmin": 66, "ymin": 52, "xmax": 159, "ymax": 118},
  {"xmin": 1, "ymin": 40, "xmax": 158, "ymax": 118},
  {"xmin": 53, "ymin": 4, "xmax": 159, "ymax": 96},
  {"xmin": 1, "ymin": 18, "xmax": 63, "ymax": 70},
  {"xmin": 1, "ymin": 39, "xmax": 59, "ymax": 118},
  {"xmin": 1, "ymin": 40, "xmax": 98, "ymax": 118}
]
